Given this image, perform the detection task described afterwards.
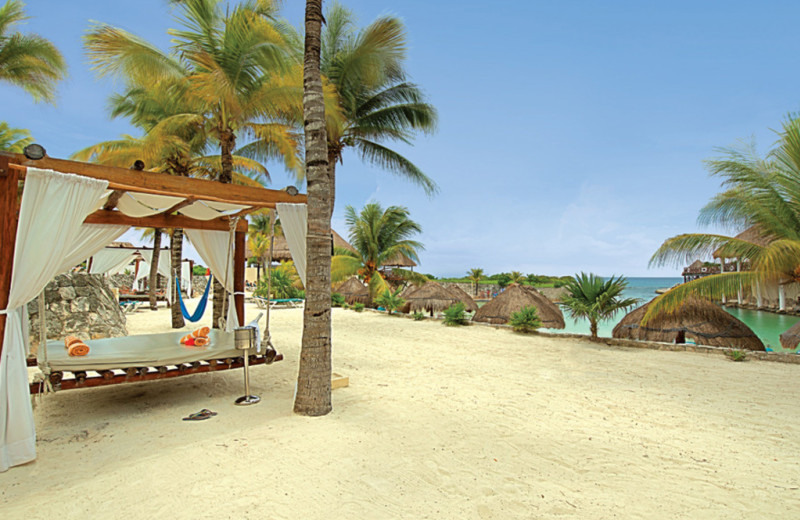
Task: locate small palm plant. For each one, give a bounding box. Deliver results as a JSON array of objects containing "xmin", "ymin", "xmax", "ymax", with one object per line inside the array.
[
  {"xmin": 442, "ymin": 302, "xmax": 468, "ymax": 326},
  {"xmin": 509, "ymin": 271, "xmax": 525, "ymax": 284},
  {"xmin": 374, "ymin": 288, "xmax": 405, "ymax": 314},
  {"xmin": 561, "ymin": 273, "xmax": 639, "ymax": 340},
  {"xmin": 509, "ymin": 306, "xmax": 542, "ymax": 333}
]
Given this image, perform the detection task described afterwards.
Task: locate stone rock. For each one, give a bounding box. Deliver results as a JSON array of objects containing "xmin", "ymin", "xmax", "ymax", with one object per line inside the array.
[{"xmin": 28, "ymin": 273, "xmax": 127, "ymax": 354}]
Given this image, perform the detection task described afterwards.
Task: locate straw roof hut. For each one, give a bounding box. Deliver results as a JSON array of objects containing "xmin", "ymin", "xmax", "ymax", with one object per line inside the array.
[
  {"xmin": 779, "ymin": 321, "xmax": 800, "ymax": 350},
  {"xmin": 612, "ymin": 298, "xmax": 765, "ymax": 350},
  {"xmin": 445, "ymin": 284, "xmax": 478, "ymax": 313},
  {"xmin": 400, "ymin": 281, "xmax": 461, "ymax": 315},
  {"xmin": 472, "ymin": 284, "xmax": 565, "ymax": 329},
  {"xmin": 334, "ymin": 276, "xmax": 370, "ymax": 305},
  {"xmin": 248, "ymin": 230, "xmax": 355, "ymax": 262}
]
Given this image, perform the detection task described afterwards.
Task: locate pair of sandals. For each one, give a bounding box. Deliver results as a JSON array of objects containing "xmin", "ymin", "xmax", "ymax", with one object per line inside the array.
[{"xmin": 182, "ymin": 408, "xmax": 218, "ymax": 421}]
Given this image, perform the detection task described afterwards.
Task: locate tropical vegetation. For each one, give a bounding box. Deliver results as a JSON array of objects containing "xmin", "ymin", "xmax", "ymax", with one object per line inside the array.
[
  {"xmin": 466, "ymin": 268, "xmax": 484, "ymax": 295},
  {"xmin": 648, "ymin": 117, "xmax": 800, "ymax": 322},
  {"xmin": 442, "ymin": 302, "xmax": 469, "ymax": 326},
  {"xmin": 0, "ymin": 121, "xmax": 32, "ymax": 152},
  {"xmin": 560, "ymin": 273, "xmax": 638, "ymax": 340},
  {"xmin": 374, "ymin": 288, "xmax": 404, "ymax": 314},
  {"xmin": 509, "ymin": 306, "xmax": 542, "ymax": 333},
  {"xmin": 332, "ymin": 202, "xmax": 424, "ymax": 300},
  {"xmin": 0, "ymin": 0, "xmax": 66, "ymax": 103}
]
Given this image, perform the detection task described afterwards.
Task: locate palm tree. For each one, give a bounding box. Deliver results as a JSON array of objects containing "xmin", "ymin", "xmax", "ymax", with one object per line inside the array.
[
  {"xmin": 313, "ymin": 3, "xmax": 438, "ymax": 215},
  {"xmin": 648, "ymin": 117, "xmax": 800, "ymax": 321},
  {"xmin": 561, "ymin": 273, "xmax": 639, "ymax": 340},
  {"xmin": 467, "ymin": 268, "xmax": 484, "ymax": 296},
  {"xmin": 331, "ymin": 203, "xmax": 423, "ymax": 300},
  {"xmin": 509, "ymin": 271, "xmax": 525, "ymax": 284},
  {"xmin": 0, "ymin": 121, "xmax": 32, "ymax": 152},
  {"xmin": 294, "ymin": 0, "xmax": 332, "ymax": 417},
  {"xmin": 0, "ymin": 0, "xmax": 66, "ymax": 103}
]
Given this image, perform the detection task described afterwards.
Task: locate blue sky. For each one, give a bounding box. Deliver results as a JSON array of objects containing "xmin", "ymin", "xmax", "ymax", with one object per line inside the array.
[{"xmin": 4, "ymin": 0, "xmax": 800, "ymax": 277}]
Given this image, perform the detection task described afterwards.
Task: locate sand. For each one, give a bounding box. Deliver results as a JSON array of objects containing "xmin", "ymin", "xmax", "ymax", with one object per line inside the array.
[{"xmin": 1, "ymin": 301, "xmax": 799, "ymax": 519}]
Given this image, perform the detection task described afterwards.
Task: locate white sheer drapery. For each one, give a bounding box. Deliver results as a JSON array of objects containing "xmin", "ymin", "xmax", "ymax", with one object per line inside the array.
[
  {"xmin": 276, "ymin": 203, "xmax": 308, "ymax": 286},
  {"xmin": 185, "ymin": 229, "xmax": 238, "ymax": 331},
  {"xmin": 181, "ymin": 261, "xmax": 193, "ymax": 298},
  {"xmin": 0, "ymin": 168, "xmax": 108, "ymax": 472},
  {"xmin": 62, "ymin": 225, "xmax": 128, "ymax": 274},
  {"xmin": 136, "ymin": 249, "xmax": 172, "ymax": 303},
  {"xmin": 88, "ymin": 248, "xmax": 134, "ymax": 275}
]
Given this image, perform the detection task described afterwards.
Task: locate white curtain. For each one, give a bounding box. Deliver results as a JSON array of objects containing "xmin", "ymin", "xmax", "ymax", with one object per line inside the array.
[
  {"xmin": 0, "ymin": 168, "xmax": 109, "ymax": 472},
  {"xmin": 276, "ymin": 203, "xmax": 308, "ymax": 286},
  {"xmin": 181, "ymin": 261, "xmax": 193, "ymax": 298},
  {"xmin": 136, "ymin": 249, "xmax": 172, "ymax": 303},
  {"xmin": 88, "ymin": 248, "xmax": 134, "ymax": 275},
  {"xmin": 185, "ymin": 229, "xmax": 238, "ymax": 331},
  {"xmin": 62, "ymin": 225, "xmax": 128, "ymax": 274}
]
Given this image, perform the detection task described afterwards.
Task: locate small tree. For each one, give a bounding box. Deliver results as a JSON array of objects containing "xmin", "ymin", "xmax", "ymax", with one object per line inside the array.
[
  {"xmin": 561, "ymin": 273, "xmax": 639, "ymax": 340},
  {"xmin": 467, "ymin": 268, "xmax": 484, "ymax": 296},
  {"xmin": 374, "ymin": 288, "xmax": 405, "ymax": 314},
  {"xmin": 509, "ymin": 271, "xmax": 525, "ymax": 284},
  {"xmin": 442, "ymin": 302, "xmax": 468, "ymax": 326},
  {"xmin": 496, "ymin": 273, "xmax": 512, "ymax": 288}
]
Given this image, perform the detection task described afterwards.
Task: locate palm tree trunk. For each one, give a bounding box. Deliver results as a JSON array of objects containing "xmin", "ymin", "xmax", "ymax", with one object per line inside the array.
[
  {"xmin": 328, "ymin": 151, "xmax": 337, "ymax": 220},
  {"xmin": 170, "ymin": 228, "xmax": 185, "ymax": 328},
  {"xmin": 213, "ymin": 127, "xmax": 236, "ymax": 327},
  {"xmin": 590, "ymin": 319, "xmax": 598, "ymax": 340},
  {"xmin": 149, "ymin": 229, "xmax": 162, "ymax": 310},
  {"xmin": 294, "ymin": 0, "xmax": 332, "ymax": 417}
]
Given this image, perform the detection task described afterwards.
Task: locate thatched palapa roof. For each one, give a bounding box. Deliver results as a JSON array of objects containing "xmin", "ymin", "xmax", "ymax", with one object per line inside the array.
[
  {"xmin": 779, "ymin": 321, "xmax": 800, "ymax": 351},
  {"xmin": 334, "ymin": 276, "xmax": 370, "ymax": 305},
  {"xmin": 444, "ymin": 284, "xmax": 478, "ymax": 312},
  {"xmin": 400, "ymin": 281, "xmax": 461, "ymax": 314},
  {"xmin": 247, "ymin": 229, "xmax": 355, "ymax": 262},
  {"xmin": 612, "ymin": 298, "xmax": 765, "ymax": 350},
  {"xmin": 472, "ymin": 284, "xmax": 565, "ymax": 329}
]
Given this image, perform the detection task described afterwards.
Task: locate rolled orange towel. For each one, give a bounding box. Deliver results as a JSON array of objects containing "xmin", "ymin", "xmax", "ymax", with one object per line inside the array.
[
  {"xmin": 192, "ymin": 326, "xmax": 210, "ymax": 338},
  {"xmin": 193, "ymin": 336, "xmax": 210, "ymax": 347},
  {"xmin": 64, "ymin": 335, "xmax": 82, "ymax": 349},
  {"xmin": 68, "ymin": 342, "xmax": 90, "ymax": 357},
  {"xmin": 180, "ymin": 334, "xmax": 193, "ymax": 345}
]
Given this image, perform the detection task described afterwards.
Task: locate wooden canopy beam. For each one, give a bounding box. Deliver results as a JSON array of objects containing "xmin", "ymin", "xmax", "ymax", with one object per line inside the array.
[
  {"xmin": 85, "ymin": 209, "xmax": 248, "ymax": 232},
  {"xmin": 2, "ymin": 152, "xmax": 306, "ymax": 208}
]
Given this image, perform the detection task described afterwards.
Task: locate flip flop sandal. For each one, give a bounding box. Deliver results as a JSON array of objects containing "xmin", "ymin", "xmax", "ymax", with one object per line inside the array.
[{"xmin": 182, "ymin": 409, "xmax": 216, "ymax": 421}]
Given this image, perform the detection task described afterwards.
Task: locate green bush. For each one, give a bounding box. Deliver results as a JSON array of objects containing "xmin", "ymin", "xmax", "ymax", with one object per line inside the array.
[
  {"xmin": 192, "ymin": 264, "xmax": 208, "ymax": 276},
  {"xmin": 496, "ymin": 273, "xmax": 512, "ymax": 288},
  {"xmin": 353, "ymin": 303, "xmax": 365, "ymax": 313},
  {"xmin": 412, "ymin": 311, "xmax": 425, "ymax": 321},
  {"xmin": 442, "ymin": 302, "xmax": 468, "ymax": 326},
  {"xmin": 726, "ymin": 350, "xmax": 748, "ymax": 362},
  {"xmin": 509, "ymin": 306, "xmax": 542, "ymax": 333},
  {"xmin": 374, "ymin": 288, "xmax": 405, "ymax": 314},
  {"xmin": 331, "ymin": 292, "xmax": 345, "ymax": 307},
  {"xmin": 254, "ymin": 268, "xmax": 302, "ymax": 299},
  {"xmin": 342, "ymin": 303, "xmax": 350, "ymax": 310}
]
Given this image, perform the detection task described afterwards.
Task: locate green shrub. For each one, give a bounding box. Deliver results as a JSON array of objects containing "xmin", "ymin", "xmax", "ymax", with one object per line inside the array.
[
  {"xmin": 442, "ymin": 302, "xmax": 468, "ymax": 326},
  {"xmin": 342, "ymin": 303, "xmax": 350, "ymax": 310},
  {"xmin": 374, "ymin": 288, "xmax": 405, "ymax": 314},
  {"xmin": 509, "ymin": 306, "xmax": 542, "ymax": 333},
  {"xmin": 254, "ymin": 268, "xmax": 302, "ymax": 299},
  {"xmin": 412, "ymin": 311, "xmax": 425, "ymax": 321},
  {"xmin": 726, "ymin": 350, "xmax": 748, "ymax": 362},
  {"xmin": 331, "ymin": 292, "xmax": 345, "ymax": 307},
  {"xmin": 496, "ymin": 274, "xmax": 512, "ymax": 288},
  {"xmin": 353, "ymin": 303, "xmax": 365, "ymax": 313}
]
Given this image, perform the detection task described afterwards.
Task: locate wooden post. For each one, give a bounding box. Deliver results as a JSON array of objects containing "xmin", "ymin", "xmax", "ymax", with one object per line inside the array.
[
  {"xmin": 0, "ymin": 156, "xmax": 20, "ymax": 357},
  {"xmin": 234, "ymin": 231, "xmax": 245, "ymax": 326}
]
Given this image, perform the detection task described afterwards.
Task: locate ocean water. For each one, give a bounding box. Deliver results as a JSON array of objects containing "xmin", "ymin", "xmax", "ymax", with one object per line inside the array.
[{"xmin": 548, "ymin": 277, "xmax": 800, "ymax": 348}]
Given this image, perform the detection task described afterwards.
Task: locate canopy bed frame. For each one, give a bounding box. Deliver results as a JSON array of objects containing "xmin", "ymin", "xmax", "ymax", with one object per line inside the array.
[{"xmin": 0, "ymin": 151, "xmax": 308, "ymax": 470}]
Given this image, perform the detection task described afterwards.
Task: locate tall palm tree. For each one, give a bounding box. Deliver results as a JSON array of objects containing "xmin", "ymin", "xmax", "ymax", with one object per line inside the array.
[
  {"xmin": 294, "ymin": 0, "xmax": 332, "ymax": 417},
  {"xmin": 648, "ymin": 117, "xmax": 800, "ymax": 321},
  {"xmin": 0, "ymin": 121, "xmax": 31, "ymax": 152},
  {"xmin": 561, "ymin": 273, "xmax": 639, "ymax": 340},
  {"xmin": 0, "ymin": 0, "xmax": 66, "ymax": 103},
  {"xmin": 307, "ymin": 3, "xmax": 438, "ymax": 215},
  {"xmin": 467, "ymin": 268, "xmax": 484, "ymax": 296},
  {"xmin": 332, "ymin": 203, "xmax": 424, "ymax": 300}
]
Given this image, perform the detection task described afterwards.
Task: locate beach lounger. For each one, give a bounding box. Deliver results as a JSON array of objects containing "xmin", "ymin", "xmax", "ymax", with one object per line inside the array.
[{"xmin": 270, "ymin": 298, "xmax": 304, "ymax": 309}]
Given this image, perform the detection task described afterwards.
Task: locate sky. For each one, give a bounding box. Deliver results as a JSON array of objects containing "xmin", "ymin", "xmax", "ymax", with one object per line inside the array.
[{"xmin": 4, "ymin": 0, "xmax": 800, "ymax": 278}]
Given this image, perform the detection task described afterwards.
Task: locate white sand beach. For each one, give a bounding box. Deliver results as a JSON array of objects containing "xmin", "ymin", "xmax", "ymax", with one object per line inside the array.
[{"xmin": 2, "ymin": 301, "xmax": 799, "ymax": 519}]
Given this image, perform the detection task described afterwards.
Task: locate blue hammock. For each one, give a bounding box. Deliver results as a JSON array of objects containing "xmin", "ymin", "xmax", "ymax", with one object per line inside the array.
[{"xmin": 176, "ymin": 275, "xmax": 212, "ymax": 322}]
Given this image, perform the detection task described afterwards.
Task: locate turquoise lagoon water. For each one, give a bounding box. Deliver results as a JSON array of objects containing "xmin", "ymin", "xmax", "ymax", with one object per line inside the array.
[{"xmin": 546, "ymin": 277, "xmax": 800, "ymax": 349}]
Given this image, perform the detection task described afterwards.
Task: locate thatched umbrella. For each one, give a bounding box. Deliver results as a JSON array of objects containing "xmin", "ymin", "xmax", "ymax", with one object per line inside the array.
[
  {"xmin": 400, "ymin": 281, "xmax": 461, "ymax": 316},
  {"xmin": 335, "ymin": 276, "xmax": 370, "ymax": 305},
  {"xmin": 779, "ymin": 321, "xmax": 800, "ymax": 350},
  {"xmin": 472, "ymin": 284, "xmax": 565, "ymax": 329},
  {"xmin": 445, "ymin": 284, "xmax": 478, "ymax": 313},
  {"xmin": 612, "ymin": 298, "xmax": 765, "ymax": 350}
]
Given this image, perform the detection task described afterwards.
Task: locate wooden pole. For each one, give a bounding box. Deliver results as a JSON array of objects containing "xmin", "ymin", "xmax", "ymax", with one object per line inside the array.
[
  {"xmin": 234, "ymin": 231, "xmax": 245, "ymax": 326},
  {"xmin": 0, "ymin": 156, "xmax": 20, "ymax": 357}
]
